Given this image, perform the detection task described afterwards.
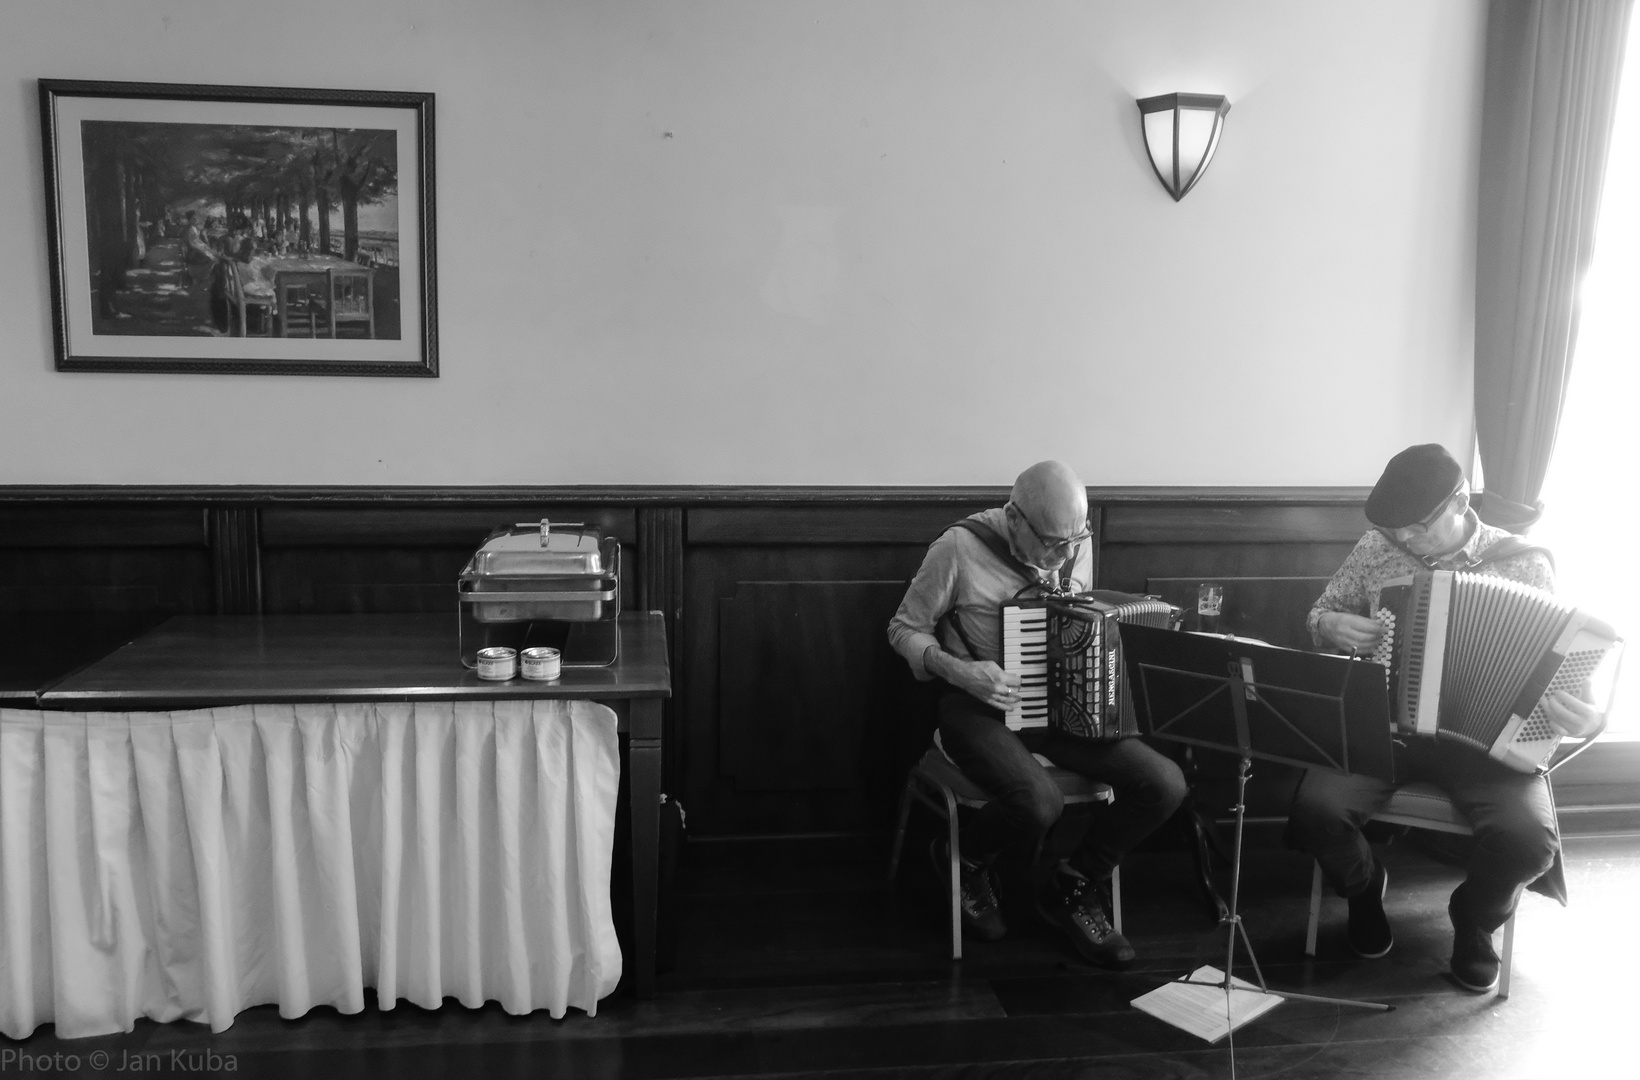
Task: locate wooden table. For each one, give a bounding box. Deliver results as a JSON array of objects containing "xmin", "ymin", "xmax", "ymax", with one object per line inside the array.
[
  {"xmin": 0, "ymin": 612, "xmax": 159, "ymax": 706},
  {"xmin": 39, "ymin": 610, "xmax": 671, "ymax": 998}
]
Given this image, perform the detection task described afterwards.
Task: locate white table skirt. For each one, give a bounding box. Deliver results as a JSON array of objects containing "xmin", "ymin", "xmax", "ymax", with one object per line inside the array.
[{"xmin": 0, "ymin": 700, "xmax": 623, "ymax": 1040}]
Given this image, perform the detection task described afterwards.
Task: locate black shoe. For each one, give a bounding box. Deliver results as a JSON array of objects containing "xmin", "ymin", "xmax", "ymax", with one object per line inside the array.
[
  {"xmin": 1449, "ymin": 896, "xmax": 1501, "ymax": 993},
  {"xmin": 1347, "ymin": 861, "xmax": 1393, "ymax": 959},
  {"xmin": 1036, "ymin": 863, "xmax": 1135, "ymax": 969},
  {"xmin": 931, "ymin": 838, "xmax": 1006, "ymax": 941}
]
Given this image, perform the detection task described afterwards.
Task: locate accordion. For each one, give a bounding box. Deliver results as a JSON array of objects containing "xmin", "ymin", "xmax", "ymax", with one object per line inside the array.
[
  {"xmin": 1375, "ymin": 570, "xmax": 1622, "ymax": 774},
  {"xmin": 1001, "ymin": 591, "xmax": 1178, "ymax": 738}
]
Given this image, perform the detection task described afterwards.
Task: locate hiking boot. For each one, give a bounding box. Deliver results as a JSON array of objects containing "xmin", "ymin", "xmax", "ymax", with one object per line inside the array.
[
  {"xmin": 1449, "ymin": 894, "xmax": 1501, "ymax": 993},
  {"xmin": 931, "ymin": 838, "xmax": 1006, "ymax": 941},
  {"xmin": 1036, "ymin": 863, "xmax": 1135, "ymax": 969},
  {"xmin": 1347, "ymin": 861, "xmax": 1393, "ymax": 959}
]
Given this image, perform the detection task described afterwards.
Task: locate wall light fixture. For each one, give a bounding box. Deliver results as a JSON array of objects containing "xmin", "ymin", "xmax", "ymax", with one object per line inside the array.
[{"xmin": 1136, "ymin": 93, "xmax": 1231, "ymax": 201}]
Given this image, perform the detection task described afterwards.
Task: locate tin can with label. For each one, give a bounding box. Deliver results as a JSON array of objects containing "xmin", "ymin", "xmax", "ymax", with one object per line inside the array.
[
  {"xmin": 476, "ymin": 646, "xmax": 518, "ymax": 681},
  {"xmin": 520, "ymin": 646, "xmax": 562, "ymax": 681}
]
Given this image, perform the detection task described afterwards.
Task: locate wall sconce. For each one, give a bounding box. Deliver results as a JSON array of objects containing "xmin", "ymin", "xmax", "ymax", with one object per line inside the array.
[{"xmin": 1136, "ymin": 93, "xmax": 1231, "ymax": 201}]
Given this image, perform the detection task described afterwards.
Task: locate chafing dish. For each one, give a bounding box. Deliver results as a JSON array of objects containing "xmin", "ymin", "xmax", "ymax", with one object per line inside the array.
[{"xmin": 457, "ymin": 519, "xmax": 621, "ymax": 668}]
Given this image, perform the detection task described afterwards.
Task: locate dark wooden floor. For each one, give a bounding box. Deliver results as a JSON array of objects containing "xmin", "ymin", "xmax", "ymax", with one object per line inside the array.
[{"xmin": 9, "ymin": 825, "xmax": 1638, "ymax": 1079}]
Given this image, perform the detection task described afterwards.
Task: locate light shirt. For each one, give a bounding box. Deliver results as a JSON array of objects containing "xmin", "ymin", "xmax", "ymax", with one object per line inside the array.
[{"xmin": 887, "ymin": 507, "xmax": 1093, "ymax": 679}]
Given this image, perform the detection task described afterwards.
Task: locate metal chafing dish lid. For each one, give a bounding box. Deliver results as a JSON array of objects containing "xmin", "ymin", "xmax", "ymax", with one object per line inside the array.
[{"xmin": 464, "ymin": 520, "xmax": 604, "ymax": 577}]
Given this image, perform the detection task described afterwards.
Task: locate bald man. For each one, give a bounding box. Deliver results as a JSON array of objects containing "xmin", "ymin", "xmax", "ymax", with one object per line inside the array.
[{"xmin": 888, "ymin": 461, "xmax": 1186, "ymax": 967}]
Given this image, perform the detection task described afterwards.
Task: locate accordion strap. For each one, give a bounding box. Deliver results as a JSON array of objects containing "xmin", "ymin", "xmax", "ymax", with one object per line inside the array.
[
  {"xmin": 1470, "ymin": 535, "xmax": 1556, "ymax": 572},
  {"xmin": 938, "ymin": 518, "xmax": 1056, "ymax": 661},
  {"xmin": 948, "ymin": 518, "xmax": 1073, "ymax": 590},
  {"xmin": 1381, "ymin": 527, "xmax": 1556, "ymax": 574},
  {"xmin": 950, "ymin": 518, "xmax": 1037, "ymax": 583}
]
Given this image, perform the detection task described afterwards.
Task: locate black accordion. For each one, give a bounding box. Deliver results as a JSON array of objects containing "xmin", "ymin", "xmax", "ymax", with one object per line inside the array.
[
  {"xmin": 1001, "ymin": 591, "xmax": 1178, "ymax": 739},
  {"xmin": 1374, "ymin": 570, "xmax": 1622, "ymax": 773}
]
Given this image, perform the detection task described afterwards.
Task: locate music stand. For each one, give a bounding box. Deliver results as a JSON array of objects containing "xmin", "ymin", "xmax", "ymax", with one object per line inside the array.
[{"xmin": 1118, "ymin": 623, "xmax": 1397, "ymax": 1035}]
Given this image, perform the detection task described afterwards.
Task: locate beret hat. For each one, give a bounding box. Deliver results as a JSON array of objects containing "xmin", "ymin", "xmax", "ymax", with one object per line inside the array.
[{"xmin": 1365, "ymin": 444, "xmax": 1465, "ymax": 528}]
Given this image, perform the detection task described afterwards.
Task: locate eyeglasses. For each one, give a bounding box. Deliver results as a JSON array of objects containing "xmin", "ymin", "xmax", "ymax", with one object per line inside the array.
[{"xmin": 1011, "ymin": 503, "xmax": 1092, "ymax": 552}]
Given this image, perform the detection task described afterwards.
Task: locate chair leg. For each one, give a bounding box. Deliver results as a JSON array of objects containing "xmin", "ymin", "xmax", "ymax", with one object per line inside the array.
[
  {"xmin": 1498, "ymin": 912, "xmax": 1515, "ymax": 999},
  {"xmin": 887, "ymin": 779, "xmax": 915, "ymax": 881},
  {"xmin": 1305, "ymin": 860, "xmax": 1323, "ymax": 957},
  {"xmin": 944, "ymin": 790, "xmax": 962, "ymax": 961},
  {"xmin": 1111, "ymin": 864, "xmax": 1123, "ymax": 934}
]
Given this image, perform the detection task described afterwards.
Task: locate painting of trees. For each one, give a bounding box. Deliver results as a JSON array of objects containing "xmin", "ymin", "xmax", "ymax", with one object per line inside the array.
[
  {"xmin": 43, "ymin": 80, "xmax": 434, "ymax": 376},
  {"xmin": 78, "ymin": 120, "xmax": 399, "ymax": 332}
]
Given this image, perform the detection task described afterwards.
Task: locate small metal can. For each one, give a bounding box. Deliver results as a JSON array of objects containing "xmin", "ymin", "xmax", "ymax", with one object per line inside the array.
[
  {"xmin": 476, "ymin": 646, "xmax": 518, "ymax": 681},
  {"xmin": 520, "ymin": 646, "xmax": 562, "ymax": 681}
]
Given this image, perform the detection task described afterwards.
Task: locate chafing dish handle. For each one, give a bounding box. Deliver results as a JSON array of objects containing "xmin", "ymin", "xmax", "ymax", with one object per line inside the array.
[{"xmin": 512, "ymin": 519, "xmax": 587, "ymax": 546}]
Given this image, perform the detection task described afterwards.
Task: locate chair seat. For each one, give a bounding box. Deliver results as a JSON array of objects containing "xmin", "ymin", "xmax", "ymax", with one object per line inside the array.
[
  {"xmin": 1372, "ymin": 781, "xmax": 1473, "ymax": 834},
  {"xmin": 914, "ymin": 745, "xmax": 1114, "ymax": 808}
]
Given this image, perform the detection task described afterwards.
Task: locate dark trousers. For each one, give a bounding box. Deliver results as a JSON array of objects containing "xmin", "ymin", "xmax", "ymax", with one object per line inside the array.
[
  {"xmin": 935, "ymin": 689, "xmax": 1187, "ymax": 881},
  {"xmin": 1286, "ymin": 738, "xmax": 1560, "ymax": 932}
]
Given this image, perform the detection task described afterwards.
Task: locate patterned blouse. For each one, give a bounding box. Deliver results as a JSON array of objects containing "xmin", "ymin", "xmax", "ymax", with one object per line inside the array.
[{"xmin": 1306, "ymin": 511, "xmax": 1555, "ymax": 647}]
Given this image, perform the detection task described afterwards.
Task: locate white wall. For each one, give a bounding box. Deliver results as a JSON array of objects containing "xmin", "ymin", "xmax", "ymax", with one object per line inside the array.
[{"xmin": 0, "ymin": 0, "xmax": 1486, "ymax": 486}]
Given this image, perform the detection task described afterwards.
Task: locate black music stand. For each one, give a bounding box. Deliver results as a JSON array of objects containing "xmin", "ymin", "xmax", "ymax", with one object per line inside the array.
[{"xmin": 1118, "ymin": 624, "xmax": 1397, "ymax": 1037}]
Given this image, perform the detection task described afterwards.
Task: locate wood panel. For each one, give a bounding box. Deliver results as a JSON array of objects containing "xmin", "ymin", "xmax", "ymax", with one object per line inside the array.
[
  {"xmin": 1103, "ymin": 503, "xmax": 1369, "ymax": 545},
  {"xmin": 639, "ymin": 506, "xmax": 686, "ymax": 793},
  {"xmin": 260, "ymin": 505, "xmax": 637, "ymax": 546},
  {"xmin": 718, "ymin": 581, "xmax": 910, "ymax": 792},
  {"xmin": 0, "ymin": 501, "xmax": 215, "ymax": 692},
  {"xmin": 1100, "ymin": 542, "xmax": 1358, "ymax": 593},
  {"xmin": 690, "ymin": 504, "xmax": 997, "ymax": 546},
  {"xmin": 210, "ymin": 507, "xmax": 262, "ymax": 614},
  {"xmin": 682, "ymin": 543, "xmax": 934, "ymax": 835},
  {"xmin": 0, "ymin": 549, "xmax": 213, "ymax": 615},
  {"xmin": 0, "ymin": 504, "xmax": 206, "ymax": 548}
]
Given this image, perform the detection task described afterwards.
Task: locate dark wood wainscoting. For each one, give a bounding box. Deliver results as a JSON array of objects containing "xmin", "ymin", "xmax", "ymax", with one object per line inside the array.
[
  {"xmin": 682, "ymin": 500, "xmax": 998, "ymax": 835},
  {"xmin": 4, "ymin": 485, "xmax": 1632, "ymax": 838}
]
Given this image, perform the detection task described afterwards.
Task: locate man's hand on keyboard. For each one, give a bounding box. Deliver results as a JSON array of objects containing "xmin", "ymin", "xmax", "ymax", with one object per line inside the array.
[{"xmin": 953, "ymin": 660, "xmax": 1022, "ymax": 713}]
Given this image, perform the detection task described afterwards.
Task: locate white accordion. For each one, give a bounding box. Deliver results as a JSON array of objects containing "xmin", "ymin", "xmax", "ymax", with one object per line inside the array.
[{"xmin": 1374, "ymin": 570, "xmax": 1623, "ymax": 774}]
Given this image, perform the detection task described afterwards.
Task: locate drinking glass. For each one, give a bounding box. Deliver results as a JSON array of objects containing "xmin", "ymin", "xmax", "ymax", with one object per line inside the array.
[{"xmin": 1197, "ymin": 583, "xmax": 1224, "ymax": 634}]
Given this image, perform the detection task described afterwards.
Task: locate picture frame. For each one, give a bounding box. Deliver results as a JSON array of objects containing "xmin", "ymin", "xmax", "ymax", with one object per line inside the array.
[{"xmin": 38, "ymin": 79, "xmax": 437, "ymax": 377}]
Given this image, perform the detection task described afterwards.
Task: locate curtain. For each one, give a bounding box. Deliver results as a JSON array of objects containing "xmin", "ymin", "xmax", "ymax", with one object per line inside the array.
[
  {"xmin": 1474, "ymin": 0, "xmax": 1635, "ymax": 529},
  {"xmin": 0, "ymin": 700, "xmax": 622, "ymax": 1040}
]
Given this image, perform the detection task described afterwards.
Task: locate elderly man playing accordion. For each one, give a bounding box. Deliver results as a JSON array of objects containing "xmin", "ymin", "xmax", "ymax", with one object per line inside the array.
[
  {"xmin": 1287, "ymin": 443, "xmax": 1600, "ymax": 993},
  {"xmin": 887, "ymin": 460, "xmax": 1186, "ymax": 968}
]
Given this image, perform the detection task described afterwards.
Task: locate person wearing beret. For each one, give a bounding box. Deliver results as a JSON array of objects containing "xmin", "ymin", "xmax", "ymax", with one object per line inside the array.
[{"xmin": 1287, "ymin": 443, "xmax": 1601, "ymax": 993}]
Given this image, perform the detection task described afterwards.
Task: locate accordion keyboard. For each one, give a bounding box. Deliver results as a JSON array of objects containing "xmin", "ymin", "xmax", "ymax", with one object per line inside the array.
[{"xmin": 1002, "ymin": 603, "xmax": 1050, "ymax": 730}]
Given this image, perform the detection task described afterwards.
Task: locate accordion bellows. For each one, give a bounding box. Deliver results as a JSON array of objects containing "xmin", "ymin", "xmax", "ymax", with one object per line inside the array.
[
  {"xmin": 1002, "ymin": 591, "xmax": 1177, "ymax": 739},
  {"xmin": 1377, "ymin": 570, "xmax": 1622, "ymax": 773}
]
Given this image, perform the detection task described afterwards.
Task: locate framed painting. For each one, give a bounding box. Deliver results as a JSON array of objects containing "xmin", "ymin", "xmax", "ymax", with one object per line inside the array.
[{"xmin": 38, "ymin": 79, "xmax": 436, "ymax": 377}]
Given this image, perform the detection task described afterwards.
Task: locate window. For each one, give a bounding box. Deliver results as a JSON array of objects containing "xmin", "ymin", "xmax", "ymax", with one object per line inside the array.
[{"xmin": 1534, "ymin": 13, "xmax": 1640, "ymax": 736}]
